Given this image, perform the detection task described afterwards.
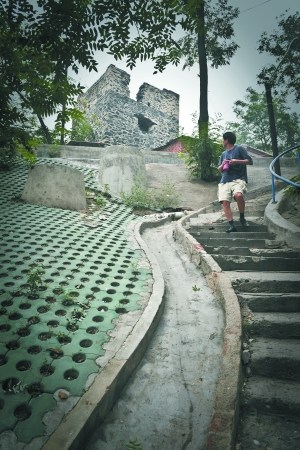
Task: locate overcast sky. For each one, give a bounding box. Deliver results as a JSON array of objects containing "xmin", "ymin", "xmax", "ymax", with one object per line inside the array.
[{"xmin": 73, "ymin": 0, "xmax": 299, "ymax": 136}]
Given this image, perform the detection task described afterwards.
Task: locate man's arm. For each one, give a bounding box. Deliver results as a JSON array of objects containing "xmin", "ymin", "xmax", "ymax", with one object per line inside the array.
[
  {"xmin": 231, "ymin": 147, "xmax": 253, "ymax": 166},
  {"xmin": 230, "ymin": 158, "xmax": 252, "ymax": 166}
]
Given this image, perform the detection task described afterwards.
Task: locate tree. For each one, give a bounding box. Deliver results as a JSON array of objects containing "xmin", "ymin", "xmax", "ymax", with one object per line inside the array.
[
  {"xmin": 258, "ymin": 11, "xmax": 300, "ymax": 103},
  {"xmin": 257, "ymin": 11, "xmax": 300, "ymax": 173},
  {"xmin": 227, "ymin": 87, "xmax": 300, "ymax": 152},
  {"xmin": 178, "ymin": 0, "xmax": 239, "ymax": 133},
  {"xmin": 70, "ymin": 99, "xmax": 103, "ymax": 142},
  {"xmin": 0, "ymin": 0, "xmax": 87, "ymax": 144},
  {"xmin": 172, "ymin": 0, "xmax": 239, "ymax": 180},
  {"xmin": 0, "ymin": 0, "xmax": 183, "ymax": 146}
]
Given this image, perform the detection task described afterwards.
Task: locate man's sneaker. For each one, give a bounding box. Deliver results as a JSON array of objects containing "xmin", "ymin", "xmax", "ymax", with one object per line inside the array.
[
  {"xmin": 226, "ymin": 225, "xmax": 237, "ymax": 233},
  {"xmin": 240, "ymin": 218, "xmax": 249, "ymax": 227}
]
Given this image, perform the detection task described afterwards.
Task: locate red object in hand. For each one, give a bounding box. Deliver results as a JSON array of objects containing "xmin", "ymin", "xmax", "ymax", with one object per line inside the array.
[{"xmin": 223, "ymin": 160, "xmax": 231, "ymax": 171}]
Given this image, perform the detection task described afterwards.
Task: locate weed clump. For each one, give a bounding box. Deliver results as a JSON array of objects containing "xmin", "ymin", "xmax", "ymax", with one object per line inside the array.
[{"xmin": 121, "ymin": 178, "xmax": 179, "ymax": 211}]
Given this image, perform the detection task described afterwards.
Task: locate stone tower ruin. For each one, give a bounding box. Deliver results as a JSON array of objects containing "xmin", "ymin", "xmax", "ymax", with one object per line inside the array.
[{"xmin": 78, "ymin": 64, "xmax": 179, "ymax": 150}]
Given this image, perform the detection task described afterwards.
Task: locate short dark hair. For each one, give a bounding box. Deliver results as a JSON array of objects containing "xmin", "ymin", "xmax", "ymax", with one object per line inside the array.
[{"xmin": 223, "ymin": 132, "xmax": 236, "ymax": 145}]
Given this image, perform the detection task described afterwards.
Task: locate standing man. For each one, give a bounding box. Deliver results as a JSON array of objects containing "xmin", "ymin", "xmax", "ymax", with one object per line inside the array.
[{"xmin": 218, "ymin": 131, "xmax": 253, "ymax": 233}]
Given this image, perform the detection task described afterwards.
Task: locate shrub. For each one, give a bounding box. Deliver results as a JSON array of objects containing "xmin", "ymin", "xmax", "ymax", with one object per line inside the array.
[
  {"xmin": 0, "ymin": 141, "xmax": 19, "ymax": 170},
  {"xmin": 121, "ymin": 178, "xmax": 179, "ymax": 210}
]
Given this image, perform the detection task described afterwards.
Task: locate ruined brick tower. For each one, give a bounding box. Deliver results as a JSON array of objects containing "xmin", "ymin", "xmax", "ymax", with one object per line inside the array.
[{"xmin": 79, "ymin": 64, "xmax": 179, "ymax": 150}]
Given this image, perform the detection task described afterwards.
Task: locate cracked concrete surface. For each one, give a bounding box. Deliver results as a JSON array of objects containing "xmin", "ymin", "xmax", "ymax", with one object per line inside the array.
[{"xmin": 85, "ymin": 222, "xmax": 224, "ymax": 450}]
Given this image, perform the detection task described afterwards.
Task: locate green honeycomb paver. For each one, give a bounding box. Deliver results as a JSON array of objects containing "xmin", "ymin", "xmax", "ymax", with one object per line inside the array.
[{"xmin": 0, "ymin": 159, "xmax": 153, "ymax": 444}]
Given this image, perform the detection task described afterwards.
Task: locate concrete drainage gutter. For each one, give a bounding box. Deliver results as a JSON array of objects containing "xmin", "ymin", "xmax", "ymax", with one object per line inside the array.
[
  {"xmin": 43, "ymin": 217, "xmax": 167, "ymax": 450},
  {"xmin": 173, "ymin": 206, "xmax": 242, "ymax": 450},
  {"xmin": 43, "ymin": 206, "xmax": 242, "ymax": 450}
]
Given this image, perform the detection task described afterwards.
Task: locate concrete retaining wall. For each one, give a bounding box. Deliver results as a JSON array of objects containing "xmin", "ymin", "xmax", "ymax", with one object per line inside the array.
[
  {"xmin": 35, "ymin": 144, "xmax": 183, "ymax": 165},
  {"xmin": 264, "ymin": 190, "xmax": 300, "ymax": 249},
  {"xmin": 21, "ymin": 164, "xmax": 87, "ymax": 210}
]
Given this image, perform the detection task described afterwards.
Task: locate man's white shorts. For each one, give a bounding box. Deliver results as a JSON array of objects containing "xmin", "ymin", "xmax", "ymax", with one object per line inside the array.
[{"xmin": 218, "ymin": 179, "xmax": 247, "ymax": 203}]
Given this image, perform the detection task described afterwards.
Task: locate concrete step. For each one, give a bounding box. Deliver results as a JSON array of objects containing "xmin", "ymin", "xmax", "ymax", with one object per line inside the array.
[
  {"xmin": 189, "ymin": 230, "xmax": 275, "ymax": 240},
  {"xmin": 228, "ymin": 271, "xmax": 300, "ymax": 293},
  {"xmin": 248, "ymin": 312, "xmax": 300, "ymax": 339},
  {"xmin": 238, "ymin": 292, "xmax": 300, "ymax": 312},
  {"xmin": 237, "ymin": 206, "xmax": 267, "ymax": 213},
  {"xmin": 242, "ymin": 376, "xmax": 300, "ymax": 416},
  {"xmin": 250, "ymin": 337, "xmax": 300, "ymax": 381},
  {"xmin": 213, "ymin": 254, "xmax": 300, "ymax": 272},
  {"xmin": 189, "ymin": 221, "xmax": 268, "ymax": 233},
  {"xmin": 237, "ymin": 412, "xmax": 300, "ymax": 450},
  {"xmin": 194, "ymin": 237, "xmax": 274, "ymax": 248},
  {"xmin": 204, "ymin": 246, "xmax": 300, "ymax": 258}
]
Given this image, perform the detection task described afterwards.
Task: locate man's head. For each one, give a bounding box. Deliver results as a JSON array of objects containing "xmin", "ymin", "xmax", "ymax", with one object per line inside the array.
[{"xmin": 223, "ymin": 132, "xmax": 236, "ymax": 145}]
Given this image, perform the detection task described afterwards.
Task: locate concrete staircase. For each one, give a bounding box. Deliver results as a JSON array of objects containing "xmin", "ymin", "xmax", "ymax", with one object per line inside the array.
[{"xmin": 188, "ymin": 198, "xmax": 300, "ymax": 449}]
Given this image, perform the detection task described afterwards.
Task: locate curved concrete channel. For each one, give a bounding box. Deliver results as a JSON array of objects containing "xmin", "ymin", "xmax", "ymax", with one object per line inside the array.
[{"xmin": 85, "ymin": 219, "xmax": 225, "ymax": 450}]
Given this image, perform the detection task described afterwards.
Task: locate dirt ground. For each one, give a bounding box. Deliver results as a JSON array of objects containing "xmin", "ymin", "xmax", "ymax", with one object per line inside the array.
[
  {"xmin": 146, "ymin": 163, "xmax": 219, "ymax": 211},
  {"xmin": 146, "ymin": 163, "xmax": 300, "ymax": 226}
]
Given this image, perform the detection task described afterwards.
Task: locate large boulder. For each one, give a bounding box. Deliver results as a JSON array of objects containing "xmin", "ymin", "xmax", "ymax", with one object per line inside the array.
[
  {"xmin": 98, "ymin": 145, "xmax": 146, "ymax": 195},
  {"xmin": 21, "ymin": 164, "xmax": 87, "ymax": 210}
]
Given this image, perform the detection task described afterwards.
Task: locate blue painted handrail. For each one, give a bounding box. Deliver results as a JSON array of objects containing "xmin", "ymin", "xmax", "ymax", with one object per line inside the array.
[{"xmin": 269, "ymin": 143, "xmax": 300, "ymax": 203}]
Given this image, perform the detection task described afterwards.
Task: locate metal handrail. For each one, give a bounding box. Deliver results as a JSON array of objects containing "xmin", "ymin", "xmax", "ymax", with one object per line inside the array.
[{"xmin": 269, "ymin": 143, "xmax": 300, "ymax": 203}]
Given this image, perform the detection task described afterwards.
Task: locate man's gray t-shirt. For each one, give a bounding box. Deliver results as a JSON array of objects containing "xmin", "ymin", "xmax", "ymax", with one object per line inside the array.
[{"xmin": 218, "ymin": 145, "xmax": 253, "ymax": 183}]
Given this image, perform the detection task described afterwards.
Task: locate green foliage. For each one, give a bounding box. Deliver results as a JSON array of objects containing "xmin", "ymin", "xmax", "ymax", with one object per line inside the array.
[
  {"xmin": 86, "ymin": 189, "xmax": 107, "ymax": 209},
  {"xmin": 178, "ymin": 1, "xmax": 239, "ymax": 70},
  {"xmin": 94, "ymin": 195, "xmax": 106, "ymax": 209},
  {"xmin": 0, "ymin": 140, "xmax": 19, "ymax": 170},
  {"xmin": 121, "ymin": 178, "xmax": 179, "ymax": 210},
  {"xmin": 258, "ymin": 11, "xmax": 300, "ymax": 102},
  {"xmin": 172, "ymin": 0, "xmax": 239, "ymax": 134},
  {"xmin": 71, "ymin": 309, "xmax": 86, "ymax": 321},
  {"xmin": 27, "ymin": 265, "xmax": 45, "ymax": 297},
  {"xmin": 227, "ymin": 87, "xmax": 300, "ymax": 151},
  {"xmin": 0, "ymin": 128, "xmax": 40, "ymax": 169},
  {"xmin": 284, "ymin": 174, "xmax": 300, "ymax": 197},
  {"xmin": 181, "ymin": 136, "xmax": 221, "ymax": 181},
  {"xmin": 103, "ymin": 184, "xmax": 110, "ymax": 197},
  {"xmin": 18, "ymin": 147, "xmax": 37, "ymax": 167},
  {"xmin": 1, "ymin": 0, "xmax": 241, "ymax": 149},
  {"xmin": 71, "ymin": 116, "xmax": 95, "ymax": 142},
  {"xmin": 0, "ymin": 0, "xmax": 186, "ymax": 143},
  {"xmin": 71, "ymin": 99, "xmax": 103, "ymax": 142},
  {"xmin": 62, "ymin": 291, "xmax": 77, "ymax": 307},
  {"xmin": 179, "ymin": 118, "xmax": 223, "ymax": 181},
  {"xmin": 48, "ymin": 146, "xmax": 62, "ymax": 158},
  {"xmin": 126, "ymin": 439, "xmax": 143, "ymax": 450}
]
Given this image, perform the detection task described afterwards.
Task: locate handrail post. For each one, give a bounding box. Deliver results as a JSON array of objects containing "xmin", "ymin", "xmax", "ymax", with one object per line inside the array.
[{"xmin": 271, "ymin": 173, "xmax": 276, "ymax": 203}]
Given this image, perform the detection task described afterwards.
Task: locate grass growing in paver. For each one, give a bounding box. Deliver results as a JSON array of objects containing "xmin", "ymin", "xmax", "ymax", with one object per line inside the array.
[{"xmin": 0, "ymin": 159, "xmax": 152, "ymax": 444}]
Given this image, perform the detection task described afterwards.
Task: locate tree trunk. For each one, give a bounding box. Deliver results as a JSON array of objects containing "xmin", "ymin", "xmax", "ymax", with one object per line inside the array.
[
  {"xmin": 197, "ymin": 1, "xmax": 209, "ymax": 138},
  {"xmin": 37, "ymin": 115, "xmax": 52, "ymax": 144},
  {"xmin": 60, "ymin": 66, "xmax": 68, "ymax": 145},
  {"xmin": 60, "ymin": 103, "xmax": 66, "ymax": 145},
  {"xmin": 197, "ymin": 1, "xmax": 212, "ymax": 181},
  {"xmin": 265, "ymin": 82, "xmax": 281, "ymax": 175},
  {"xmin": 17, "ymin": 90, "xmax": 52, "ymax": 144}
]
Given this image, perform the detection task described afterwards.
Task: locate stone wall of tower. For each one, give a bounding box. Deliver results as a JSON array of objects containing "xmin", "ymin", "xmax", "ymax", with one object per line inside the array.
[
  {"xmin": 136, "ymin": 83, "xmax": 179, "ymax": 119},
  {"xmin": 78, "ymin": 64, "xmax": 179, "ymax": 150}
]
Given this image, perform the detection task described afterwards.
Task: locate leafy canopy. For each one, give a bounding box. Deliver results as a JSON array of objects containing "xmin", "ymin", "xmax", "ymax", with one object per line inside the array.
[
  {"xmin": 177, "ymin": 0, "xmax": 239, "ymax": 70},
  {"xmin": 0, "ymin": 0, "xmax": 185, "ymax": 140},
  {"xmin": 227, "ymin": 87, "xmax": 300, "ymax": 152},
  {"xmin": 257, "ymin": 11, "xmax": 300, "ymax": 102}
]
